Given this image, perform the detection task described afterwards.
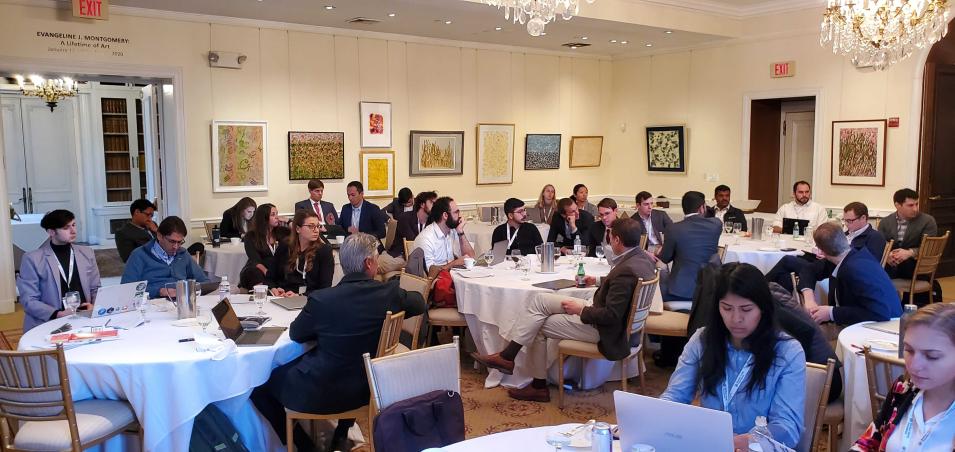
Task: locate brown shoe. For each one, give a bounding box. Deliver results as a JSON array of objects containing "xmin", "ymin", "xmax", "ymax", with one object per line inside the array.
[
  {"xmin": 507, "ymin": 385, "xmax": 550, "ymax": 402},
  {"xmin": 469, "ymin": 352, "xmax": 515, "ymax": 375}
]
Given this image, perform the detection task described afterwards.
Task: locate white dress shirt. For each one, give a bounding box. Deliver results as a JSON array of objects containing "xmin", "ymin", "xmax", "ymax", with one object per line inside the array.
[
  {"xmin": 884, "ymin": 392, "xmax": 955, "ymax": 452},
  {"xmin": 413, "ymin": 223, "xmax": 470, "ymax": 268},
  {"xmin": 637, "ymin": 213, "xmax": 658, "ymax": 245},
  {"xmin": 773, "ymin": 200, "xmax": 829, "ymax": 229}
]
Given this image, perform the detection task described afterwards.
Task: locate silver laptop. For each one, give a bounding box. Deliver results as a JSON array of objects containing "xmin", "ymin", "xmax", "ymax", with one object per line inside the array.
[
  {"xmin": 614, "ymin": 390, "xmax": 734, "ymax": 452},
  {"xmin": 271, "ymin": 295, "xmax": 308, "ymax": 311},
  {"xmin": 863, "ymin": 319, "xmax": 900, "ymax": 335},
  {"xmin": 81, "ymin": 281, "xmax": 148, "ymax": 318}
]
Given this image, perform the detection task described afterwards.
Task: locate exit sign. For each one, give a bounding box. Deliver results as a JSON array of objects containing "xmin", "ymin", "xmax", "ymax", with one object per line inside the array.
[
  {"xmin": 73, "ymin": 0, "xmax": 109, "ymax": 20},
  {"xmin": 771, "ymin": 61, "xmax": 795, "ymax": 78}
]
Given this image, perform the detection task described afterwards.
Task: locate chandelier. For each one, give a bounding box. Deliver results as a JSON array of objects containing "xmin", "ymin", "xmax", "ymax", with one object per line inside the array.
[
  {"xmin": 13, "ymin": 75, "xmax": 79, "ymax": 111},
  {"xmin": 482, "ymin": 0, "xmax": 596, "ymax": 37},
  {"xmin": 820, "ymin": 0, "xmax": 951, "ymax": 70}
]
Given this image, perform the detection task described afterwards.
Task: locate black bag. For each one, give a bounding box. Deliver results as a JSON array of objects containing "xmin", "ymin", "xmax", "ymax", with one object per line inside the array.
[
  {"xmin": 189, "ymin": 404, "xmax": 250, "ymax": 452},
  {"xmin": 372, "ymin": 390, "xmax": 465, "ymax": 452}
]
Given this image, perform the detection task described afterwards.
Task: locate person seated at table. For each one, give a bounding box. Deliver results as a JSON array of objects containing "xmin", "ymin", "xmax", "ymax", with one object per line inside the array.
[
  {"xmin": 547, "ymin": 197, "xmax": 595, "ymax": 255},
  {"xmin": 535, "ymin": 184, "xmax": 558, "ymax": 224},
  {"xmin": 219, "ymin": 197, "xmax": 256, "ymax": 239},
  {"xmin": 379, "ymin": 191, "xmax": 437, "ymax": 275},
  {"xmin": 122, "ymin": 216, "xmax": 208, "ymax": 299},
  {"xmin": 661, "ymin": 263, "xmax": 806, "ymax": 450},
  {"xmin": 851, "ymin": 302, "xmax": 955, "ymax": 452},
  {"xmin": 381, "ymin": 187, "xmax": 414, "ymax": 219},
  {"xmin": 713, "ymin": 185, "xmax": 748, "ymax": 232},
  {"xmin": 294, "ymin": 178, "xmax": 338, "ymax": 225},
  {"xmin": 803, "ymin": 222, "xmax": 901, "ymax": 325},
  {"xmin": 115, "ymin": 198, "xmax": 157, "ymax": 262},
  {"xmin": 492, "ymin": 198, "xmax": 543, "ymax": 256},
  {"xmin": 772, "ymin": 181, "xmax": 828, "ymax": 234},
  {"xmin": 239, "ymin": 203, "xmax": 290, "ymax": 290},
  {"xmin": 471, "ymin": 218, "xmax": 657, "ymax": 402},
  {"xmin": 267, "ymin": 210, "xmax": 334, "ymax": 297},
  {"xmin": 413, "ymin": 196, "xmax": 475, "ymax": 275},
  {"xmin": 658, "ymin": 191, "xmax": 722, "ymax": 302},
  {"xmin": 251, "ymin": 232, "xmax": 427, "ymax": 451},
  {"xmin": 571, "ymin": 184, "xmax": 597, "ymax": 216},
  {"xmin": 587, "ymin": 198, "xmax": 620, "ymax": 259},
  {"xmin": 630, "ymin": 191, "xmax": 672, "ymax": 253},
  {"xmin": 878, "ymin": 188, "xmax": 939, "ymax": 303},
  {"xmin": 338, "ymin": 181, "xmax": 386, "ymax": 241},
  {"xmin": 17, "ymin": 210, "xmax": 100, "ymax": 332}
]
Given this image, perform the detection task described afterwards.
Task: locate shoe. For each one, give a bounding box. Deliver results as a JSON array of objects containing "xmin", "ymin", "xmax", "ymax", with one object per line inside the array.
[
  {"xmin": 507, "ymin": 385, "xmax": 551, "ymax": 402},
  {"xmin": 470, "ymin": 352, "xmax": 515, "ymax": 375},
  {"xmin": 329, "ymin": 434, "xmax": 350, "ymax": 452},
  {"xmin": 652, "ymin": 350, "xmax": 677, "ymax": 368}
]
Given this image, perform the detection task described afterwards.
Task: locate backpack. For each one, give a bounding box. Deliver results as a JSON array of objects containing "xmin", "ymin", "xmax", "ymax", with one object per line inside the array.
[{"xmin": 189, "ymin": 404, "xmax": 250, "ymax": 452}]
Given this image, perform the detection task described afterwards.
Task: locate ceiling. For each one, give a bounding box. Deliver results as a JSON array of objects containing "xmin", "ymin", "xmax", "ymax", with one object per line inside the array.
[{"xmin": 103, "ymin": 0, "xmax": 736, "ymax": 55}]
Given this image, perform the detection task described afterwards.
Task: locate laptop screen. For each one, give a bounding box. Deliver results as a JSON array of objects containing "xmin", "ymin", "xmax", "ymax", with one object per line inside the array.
[
  {"xmin": 781, "ymin": 218, "xmax": 810, "ymax": 235},
  {"xmin": 211, "ymin": 299, "xmax": 243, "ymax": 341}
]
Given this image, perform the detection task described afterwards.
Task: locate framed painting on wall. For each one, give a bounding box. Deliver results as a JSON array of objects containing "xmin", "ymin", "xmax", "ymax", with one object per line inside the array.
[
  {"xmin": 359, "ymin": 101, "xmax": 392, "ymax": 148},
  {"xmin": 359, "ymin": 150, "xmax": 396, "ymax": 198},
  {"xmin": 524, "ymin": 134, "xmax": 561, "ymax": 170},
  {"xmin": 569, "ymin": 136, "xmax": 603, "ymax": 168},
  {"xmin": 830, "ymin": 119, "xmax": 887, "ymax": 186},
  {"xmin": 646, "ymin": 125, "xmax": 686, "ymax": 173},
  {"xmin": 287, "ymin": 131, "xmax": 344, "ymax": 180},
  {"xmin": 476, "ymin": 123, "xmax": 515, "ymax": 185},
  {"xmin": 409, "ymin": 130, "xmax": 464, "ymax": 176},
  {"xmin": 211, "ymin": 120, "xmax": 268, "ymax": 192}
]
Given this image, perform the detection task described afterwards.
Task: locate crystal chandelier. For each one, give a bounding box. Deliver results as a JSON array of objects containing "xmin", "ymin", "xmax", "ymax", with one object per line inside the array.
[
  {"xmin": 482, "ymin": 0, "xmax": 596, "ymax": 37},
  {"xmin": 13, "ymin": 75, "xmax": 79, "ymax": 111},
  {"xmin": 820, "ymin": 0, "xmax": 951, "ymax": 70}
]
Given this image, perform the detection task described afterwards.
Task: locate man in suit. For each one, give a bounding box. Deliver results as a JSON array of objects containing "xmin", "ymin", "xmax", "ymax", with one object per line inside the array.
[
  {"xmin": 114, "ymin": 198, "xmax": 157, "ymax": 262},
  {"xmin": 379, "ymin": 190, "xmax": 437, "ymax": 274},
  {"xmin": 878, "ymin": 188, "xmax": 938, "ymax": 280},
  {"xmin": 294, "ymin": 179, "xmax": 338, "ymax": 225},
  {"xmin": 471, "ymin": 218, "xmax": 657, "ymax": 402},
  {"xmin": 712, "ymin": 184, "xmax": 747, "ymax": 231},
  {"xmin": 630, "ymin": 191, "xmax": 673, "ymax": 253},
  {"xmin": 17, "ymin": 210, "xmax": 101, "ymax": 332},
  {"xmin": 546, "ymin": 197, "xmax": 595, "ymax": 254},
  {"xmin": 658, "ymin": 191, "xmax": 722, "ymax": 301},
  {"xmin": 587, "ymin": 198, "xmax": 620, "ymax": 259},
  {"xmin": 338, "ymin": 181, "xmax": 386, "ymax": 239},
  {"xmin": 251, "ymin": 233, "xmax": 426, "ymax": 451},
  {"xmin": 492, "ymin": 198, "xmax": 543, "ymax": 256},
  {"xmin": 806, "ymin": 222, "xmax": 901, "ymax": 325}
]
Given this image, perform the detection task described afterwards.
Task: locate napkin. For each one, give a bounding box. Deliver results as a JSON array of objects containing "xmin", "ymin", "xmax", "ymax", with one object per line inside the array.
[{"xmin": 193, "ymin": 333, "xmax": 237, "ymax": 360}]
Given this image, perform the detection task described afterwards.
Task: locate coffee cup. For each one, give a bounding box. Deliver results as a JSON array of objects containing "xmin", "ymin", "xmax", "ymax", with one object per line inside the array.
[
  {"xmin": 229, "ymin": 237, "xmax": 240, "ymax": 245},
  {"xmin": 335, "ymin": 235, "xmax": 345, "ymax": 244},
  {"xmin": 464, "ymin": 257, "xmax": 475, "ymax": 269}
]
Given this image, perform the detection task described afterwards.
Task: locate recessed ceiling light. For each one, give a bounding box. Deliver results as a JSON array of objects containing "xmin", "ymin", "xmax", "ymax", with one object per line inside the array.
[
  {"xmin": 324, "ymin": 5, "xmax": 334, "ymax": 10},
  {"xmin": 581, "ymin": 36, "xmax": 589, "ymax": 40},
  {"xmin": 570, "ymin": 46, "xmax": 578, "ymax": 49},
  {"xmin": 645, "ymin": 43, "xmax": 653, "ymax": 47},
  {"xmin": 664, "ymin": 30, "xmax": 673, "ymax": 34},
  {"xmin": 444, "ymin": 20, "xmax": 452, "ymax": 24},
  {"xmin": 388, "ymin": 13, "xmax": 397, "ymax": 17},
  {"xmin": 495, "ymin": 26, "xmax": 502, "ymax": 31},
  {"xmin": 609, "ymin": 39, "xmax": 617, "ymax": 43},
  {"xmin": 621, "ymin": 40, "xmax": 629, "ymax": 44}
]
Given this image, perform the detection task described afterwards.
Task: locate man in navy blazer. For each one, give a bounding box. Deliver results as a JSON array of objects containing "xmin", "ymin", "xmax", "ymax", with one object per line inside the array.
[
  {"xmin": 806, "ymin": 222, "xmax": 901, "ymax": 325},
  {"xmin": 338, "ymin": 181, "xmax": 386, "ymax": 239},
  {"xmin": 658, "ymin": 191, "xmax": 722, "ymax": 301},
  {"xmin": 293, "ymin": 179, "xmax": 338, "ymax": 225}
]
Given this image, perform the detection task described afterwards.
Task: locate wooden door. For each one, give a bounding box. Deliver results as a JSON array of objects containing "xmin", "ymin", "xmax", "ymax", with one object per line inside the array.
[
  {"xmin": 778, "ymin": 111, "xmax": 815, "ymax": 208},
  {"xmin": 919, "ymin": 63, "xmax": 955, "ymax": 276}
]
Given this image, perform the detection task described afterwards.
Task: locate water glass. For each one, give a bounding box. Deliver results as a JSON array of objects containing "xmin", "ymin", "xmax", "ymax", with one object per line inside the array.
[
  {"xmin": 253, "ymin": 285, "xmax": 268, "ymax": 316},
  {"xmin": 723, "ymin": 222, "xmax": 733, "ymax": 235},
  {"xmin": 520, "ymin": 257, "xmax": 531, "ymax": 280},
  {"xmin": 196, "ymin": 307, "xmax": 212, "ymax": 333},
  {"xmin": 63, "ymin": 291, "xmax": 81, "ymax": 318},
  {"xmin": 595, "ymin": 245, "xmax": 606, "ymax": 261},
  {"xmin": 510, "ymin": 250, "xmax": 522, "ymax": 269},
  {"xmin": 483, "ymin": 249, "xmax": 494, "ymax": 266},
  {"xmin": 732, "ymin": 223, "xmax": 742, "ymax": 235},
  {"xmin": 135, "ymin": 293, "xmax": 149, "ymax": 323}
]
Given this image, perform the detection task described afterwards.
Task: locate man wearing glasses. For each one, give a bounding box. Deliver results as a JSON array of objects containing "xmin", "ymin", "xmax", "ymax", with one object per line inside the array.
[
  {"xmin": 122, "ymin": 216, "xmax": 208, "ymax": 298},
  {"xmin": 491, "ymin": 198, "xmax": 543, "ymax": 256}
]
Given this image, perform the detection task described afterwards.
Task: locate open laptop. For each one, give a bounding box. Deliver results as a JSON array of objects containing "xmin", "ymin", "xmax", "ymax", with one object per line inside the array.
[
  {"xmin": 211, "ymin": 299, "xmax": 286, "ymax": 346},
  {"xmin": 782, "ymin": 218, "xmax": 810, "ymax": 235},
  {"xmin": 271, "ymin": 295, "xmax": 308, "ymax": 311},
  {"xmin": 614, "ymin": 391, "xmax": 734, "ymax": 452},
  {"xmin": 81, "ymin": 281, "xmax": 148, "ymax": 318}
]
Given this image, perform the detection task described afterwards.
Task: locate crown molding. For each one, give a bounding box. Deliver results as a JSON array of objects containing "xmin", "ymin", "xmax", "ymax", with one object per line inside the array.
[{"xmin": 623, "ymin": 0, "xmax": 824, "ymax": 18}]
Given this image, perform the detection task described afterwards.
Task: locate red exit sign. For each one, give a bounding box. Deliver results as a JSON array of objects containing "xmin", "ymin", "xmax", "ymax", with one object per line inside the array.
[
  {"xmin": 771, "ymin": 61, "xmax": 795, "ymax": 78},
  {"xmin": 73, "ymin": 0, "xmax": 109, "ymax": 20}
]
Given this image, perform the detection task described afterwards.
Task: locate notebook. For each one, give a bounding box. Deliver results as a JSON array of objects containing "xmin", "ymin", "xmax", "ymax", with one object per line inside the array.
[
  {"xmin": 532, "ymin": 279, "xmax": 577, "ymax": 291},
  {"xmin": 271, "ymin": 295, "xmax": 308, "ymax": 311}
]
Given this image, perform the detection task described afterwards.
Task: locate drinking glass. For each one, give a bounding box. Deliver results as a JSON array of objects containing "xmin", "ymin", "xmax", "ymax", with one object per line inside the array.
[
  {"xmin": 510, "ymin": 250, "xmax": 522, "ymax": 269},
  {"xmin": 483, "ymin": 249, "xmax": 494, "ymax": 267},
  {"xmin": 723, "ymin": 222, "xmax": 733, "ymax": 235},
  {"xmin": 196, "ymin": 307, "xmax": 212, "ymax": 334},
  {"xmin": 63, "ymin": 291, "xmax": 81, "ymax": 318},
  {"xmin": 595, "ymin": 245, "xmax": 605, "ymax": 261},
  {"xmin": 520, "ymin": 257, "xmax": 531, "ymax": 281},
  {"xmin": 136, "ymin": 293, "xmax": 149, "ymax": 323},
  {"xmin": 544, "ymin": 431, "xmax": 572, "ymax": 451},
  {"xmin": 253, "ymin": 285, "xmax": 268, "ymax": 316},
  {"xmin": 732, "ymin": 223, "xmax": 742, "ymax": 235},
  {"xmin": 764, "ymin": 226, "xmax": 774, "ymax": 243}
]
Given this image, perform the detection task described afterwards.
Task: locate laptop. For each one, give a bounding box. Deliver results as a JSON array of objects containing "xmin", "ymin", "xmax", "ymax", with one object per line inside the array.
[
  {"xmin": 614, "ymin": 390, "xmax": 734, "ymax": 452},
  {"xmin": 781, "ymin": 218, "xmax": 810, "ymax": 235},
  {"xmin": 81, "ymin": 281, "xmax": 148, "ymax": 318},
  {"xmin": 271, "ymin": 295, "xmax": 308, "ymax": 311},
  {"xmin": 525, "ymin": 207, "xmax": 543, "ymax": 223},
  {"xmin": 864, "ymin": 318, "xmax": 900, "ymax": 335},
  {"xmin": 489, "ymin": 240, "xmax": 508, "ymax": 266},
  {"xmin": 211, "ymin": 299, "xmax": 286, "ymax": 346}
]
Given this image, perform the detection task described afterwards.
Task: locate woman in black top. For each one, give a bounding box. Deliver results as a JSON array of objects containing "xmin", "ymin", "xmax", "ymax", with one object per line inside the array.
[
  {"xmin": 239, "ymin": 204, "xmax": 290, "ymax": 290},
  {"xmin": 267, "ymin": 210, "xmax": 334, "ymax": 296},
  {"xmin": 220, "ymin": 197, "xmax": 256, "ymax": 239}
]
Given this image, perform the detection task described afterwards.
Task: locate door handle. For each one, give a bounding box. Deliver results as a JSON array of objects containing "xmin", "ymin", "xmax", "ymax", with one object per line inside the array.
[
  {"xmin": 27, "ymin": 187, "xmax": 33, "ymax": 213},
  {"xmin": 928, "ymin": 195, "xmax": 942, "ymax": 200}
]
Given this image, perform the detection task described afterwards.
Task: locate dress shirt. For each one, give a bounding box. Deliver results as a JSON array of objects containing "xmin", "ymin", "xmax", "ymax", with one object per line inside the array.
[
  {"xmin": 351, "ymin": 204, "xmax": 362, "ymax": 230},
  {"xmin": 312, "ymin": 201, "xmax": 325, "ymax": 223},
  {"xmin": 414, "ymin": 223, "xmax": 469, "ymax": 268},
  {"xmin": 773, "ymin": 200, "xmax": 829, "ymax": 229},
  {"xmin": 847, "ymin": 224, "xmax": 871, "ymax": 245},
  {"xmin": 660, "ymin": 328, "xmax": 806, "ymax": 448},
  {"xmin": 638, "ymin": 214, "xmax": 657, "ymax": 245},
  {"xmin": 715, "ymin": 206, "xmax": 729, "ymax": 223},
  {"xmin": 884, "ymin": 392, "xmax": 955, "ymax": 452},
  {"xmin": 150, "ymin": 241, "xmax": 175, "ymax": 265}
]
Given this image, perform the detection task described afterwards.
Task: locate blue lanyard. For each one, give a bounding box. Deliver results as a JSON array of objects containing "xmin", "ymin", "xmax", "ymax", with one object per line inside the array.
[
  {"xmin": 900, "ymin": 393, "xmax": 955, "ymax": 452},
  {"xmin": 721, "ymin": 355, "xmax": 754, "ymax": 410}
]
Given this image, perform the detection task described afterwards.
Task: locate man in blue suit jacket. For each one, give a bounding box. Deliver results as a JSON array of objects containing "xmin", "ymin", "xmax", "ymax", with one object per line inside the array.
[
  {"xmin": 658, "ymin": 191, "xmax": 722, "ymax": 301},
  {"xmin": 806, "ymin": 222, "xmax": 901, "ymax": 325},
  {"xmin": 293, "ymin": 179, "xmax": 338, "ymax": 225},
  {"xmin": 338, "ymin": 181, "xmax": 386, "ymax": 239}
]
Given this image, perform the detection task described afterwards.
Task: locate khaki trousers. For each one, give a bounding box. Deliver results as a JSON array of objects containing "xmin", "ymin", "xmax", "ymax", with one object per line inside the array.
[
  {"xmin": 377, "ymin": 253, "xmax": 406, "ymax": 274},
  {"xmin": 508, "ymin": 292, "xmax": 599, "ymax": 379}
]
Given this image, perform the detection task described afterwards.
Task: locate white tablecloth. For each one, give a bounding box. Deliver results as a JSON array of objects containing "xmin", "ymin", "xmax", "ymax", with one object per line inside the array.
[
  {"xmin": 18, "ymin": 295, "xmax": 308, "ymax": 452},
  {"xmin": 720, "ymin": 234, "xmax": 812, "ymax": 274},
  {"xmin": 464, "ymin": 222, "xmax": 550, "ymax": 256},
  {"xmin": 453, "ymin": 256, "xmax": 660, "ymax": 389},
  {"xmin": 11, "ymin": 213, "xmax": 48, "ymax": 251},
  {"xmin": 836, "ymin": 322, "xmax": 900, "ymax": 451},
  {"xmin": 204, "ymin": 242, "xmax": 344, "ymax": 286}
]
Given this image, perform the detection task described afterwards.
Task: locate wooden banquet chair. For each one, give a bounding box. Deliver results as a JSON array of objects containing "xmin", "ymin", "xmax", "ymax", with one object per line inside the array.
[
  {"xmin": 377, "ymin": 218, "xmax": 404, "ymax": 282},
  {"xmin": 203, "ymin": 221, "xmax": 217, "ymax": 242},
  {"xmin": 891, "ymin": 231, "xmax": 949, "ymax": 304},
  {"xmin": 397, "ymin": 272, "xmax": 431, "ymax": 352},
  {"xmin": 862, "ymin": 346, "xmax": 906, "ymax": 420},
  {"xmin": 800, "ymin": 359, "xmax": 836, "ymax": 452},
  {"xmin": 879, "ymin": 239, "xmax": 894, "ymax": 268}
]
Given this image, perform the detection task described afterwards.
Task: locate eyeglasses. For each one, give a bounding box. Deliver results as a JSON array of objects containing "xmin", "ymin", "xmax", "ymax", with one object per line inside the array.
[
  {"xmin": 843, "ymin": 216, "xmax": 863, "ymax": 224},
  {"xmin": 163, "ymin": 236, "xmax": 186, "ymax": 246}
]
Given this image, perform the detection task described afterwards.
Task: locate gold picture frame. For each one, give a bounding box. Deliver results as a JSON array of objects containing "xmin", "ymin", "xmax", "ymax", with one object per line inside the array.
[{"xmin": 569, "ymin": 136, "xmax": 603, "ymax": 168}]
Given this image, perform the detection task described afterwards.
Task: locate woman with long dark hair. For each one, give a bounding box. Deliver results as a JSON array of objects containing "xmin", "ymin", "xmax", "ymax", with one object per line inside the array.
[
  {"xmin": 239, "ymin": 204, "xmax": 289, "ymax": 290},
  {"xmin": 220, "ymin": 197, "xmax": 257, "ymax": 239},
  {"xmin": 266, "ymin": 210, "xmax": 334, "ymax": 297},
  {"xmin": 661, "ymin": 263, "xmax": 806, "ymax": 450},
  {"xmin": 571, "ymin": 184, "xmax": 597, "ymax": 216}
]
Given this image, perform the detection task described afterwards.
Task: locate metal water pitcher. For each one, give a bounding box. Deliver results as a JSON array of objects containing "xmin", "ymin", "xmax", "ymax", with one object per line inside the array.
[
  {"xmin": 752, "ymin": 217, "xmax": 765, "ymax": 241},
  {"xmin": 175, "ymin": 279, "xmax": 199, "ymax": 319},
  {"xmin": 540, "ymin": 242, "xmax": 555, "ymax": 273}
]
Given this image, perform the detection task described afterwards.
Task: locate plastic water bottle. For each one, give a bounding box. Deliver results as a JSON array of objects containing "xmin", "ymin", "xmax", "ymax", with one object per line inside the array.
[
  {"xmin": 747, "ymin": 416, "xmax": 773, "ymax": 451},
  {"xmin": 218, "ymin": 276, "xmax": 231, "ymax": 302},
  {"xmin": 573, "ymin": 235, "xmax": 582, "ymax": 255}
]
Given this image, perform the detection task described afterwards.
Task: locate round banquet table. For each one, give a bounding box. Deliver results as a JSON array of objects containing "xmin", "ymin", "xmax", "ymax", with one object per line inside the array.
[
  {"xmin": 203, "ymin": 242, "xmax": 344, "ymax": 287},
  {"xmin": 463, "ymin": 221, "xmax": 550, "ymax": 256},
  {"xmin": 453, "ymin": 256, "xmax": 661, "ymax": 389},
  {"xmin": 835, "ymin": 322, "xmax": 901, "ymax": 451},
  {"xmin": 443, "ymin": 425, "xmax": 625, "ymax": 452},
  {"xmin": 18, "ymin": 295, "xmax": 309, "ymax": 452},
  {"xmin": 718, "ymin": 233, "xmax": 812, "ymax": 274}
]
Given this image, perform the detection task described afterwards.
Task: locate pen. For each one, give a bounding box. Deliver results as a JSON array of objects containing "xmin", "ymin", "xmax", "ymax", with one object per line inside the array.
[
  {"xmin": 105, "ymin": 319, "xmax": 111, "ymax": 328},
  {"xmin": 178, "ymin": 338, "xmax": 195, "ymax": 343}
]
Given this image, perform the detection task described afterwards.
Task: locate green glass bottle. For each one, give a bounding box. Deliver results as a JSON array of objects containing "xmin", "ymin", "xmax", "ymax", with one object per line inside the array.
[{"xmin": 575, "ymin": 262, "xmax": 586, "ymax": 288}]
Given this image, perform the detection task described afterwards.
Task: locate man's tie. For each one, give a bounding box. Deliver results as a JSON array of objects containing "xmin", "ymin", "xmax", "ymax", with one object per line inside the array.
[
  {"xmin": 605, "ymin": 229, "xmax": 610, "ymax": 244},
  {"xmin": 313, "ymin": 202, "xmax": 322, "ymax": 222}
]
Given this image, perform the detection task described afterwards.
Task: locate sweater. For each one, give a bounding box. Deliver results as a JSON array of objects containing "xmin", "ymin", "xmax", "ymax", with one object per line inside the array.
[{"xmin": 121, "ymin": 239, "xmax": 209, "ymax": 297}]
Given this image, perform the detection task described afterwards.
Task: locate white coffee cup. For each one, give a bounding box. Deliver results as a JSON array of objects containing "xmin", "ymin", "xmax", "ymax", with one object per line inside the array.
[
  {"xmin": 464, "ymin": 257, "xmax": 475, "ymax": 269},
  {"xmin": 229, "ymin": 237, "xmax": 240, "ymax": 245},
  {"xmin": 335, "ymin": 235, "xmax": 345, "ymax": 244}
]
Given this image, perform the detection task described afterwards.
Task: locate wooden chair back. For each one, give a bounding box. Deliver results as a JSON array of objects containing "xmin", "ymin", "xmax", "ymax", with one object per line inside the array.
[
  {"xmin": 203, "ymin": 222, "xmax": 217, "ymax": 241},
  {"xmin": 403, "ymin": 239, "xmax": 415, "ymax": 260},
  {"xmin": 879, "ymin": 239, "xmax": 894, "ymax": 267},
  {"xmin": 399, "ymin": 272, "xmax": 432, "ymax": 349},
  {"xmin": 628, "ymin": 273, "xmax": 661, "ymax": 337},
  {"xmin": 384, "ymin": 218, "xmax": 398, "ymax": 251},
  {"xmin": 0, "ymin": 332, "xmax": 13, "ymax": 351},
  {"xmin": 716, "ymin": 246, "xmax": 726, "ymax": 263},
  {"xmin": 639, "ymin": 234, "xmax": 648, "ymax": 251},
  {"xmin": 0, "ymin": 347, "xmax": 80, "ymax": 449},
  {"xmin": 377, "ymin": 311, "xmax": 406, "ymax": 358},
  {"xmin": 800, "ymin": 359, "xmax": 836, "ymax": 452},
  {"xmin": 912, "ymin": 231, "xmax": 949, "ymax": 281},
  {"xmin": 863, "ymin": 346, "xmax": 906, "ymax": 420}
]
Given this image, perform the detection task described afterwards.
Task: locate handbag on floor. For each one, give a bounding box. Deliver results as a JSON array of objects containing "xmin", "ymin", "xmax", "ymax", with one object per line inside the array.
[
  {"xmin": 189, "ymin": 404, "xmax": 250, "ymax": 452},
  {"xmin": 372, "ymin": 390, "xmax": 465, "ymax": 452}
]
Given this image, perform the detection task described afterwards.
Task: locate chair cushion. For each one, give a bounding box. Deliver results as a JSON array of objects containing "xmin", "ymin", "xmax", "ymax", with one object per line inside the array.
[
  {"xmin": 823, "ymin": 400, "xmax": 844, "ymax": 422},
  {"xmin": 663, "ymin": 301, "xmax": 693, "ymax": 312},
  {"xmin": 645, "ymin": 311, "xmax": 689, "ymax": 337},
  {"xmin": 428, "ymin": 308, "xmax": 467, "ymax": 325},
  {"xmin": 891, "ymin": 279, "xmax": 932, "ymax": 292},
  {"xmin": 558, "ymin": 340, "xmax": 603, "ymax": 358},
  {"xmin": 15, "ymin": 399, "xmax": 136, "ymax": 450}
]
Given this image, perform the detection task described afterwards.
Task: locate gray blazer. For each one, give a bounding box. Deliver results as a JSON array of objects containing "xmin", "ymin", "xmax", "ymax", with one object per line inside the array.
[
  {"xmin": 877, "ymin": 212, "xmax": 938, "ymax": 252},
  {"xmin": 658, "ymin": 215, "xmax": 722, "ymax": 300},
  {"xmin": 17, "ymin": 239, "xmax": 101, "ymax": 332}
]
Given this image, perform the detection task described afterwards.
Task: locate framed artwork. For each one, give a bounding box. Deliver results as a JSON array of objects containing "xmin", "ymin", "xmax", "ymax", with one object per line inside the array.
[
  {"xmin": 211, "ymin": 120, "xmax": 267, "ymax": 192},
  {"xmin": 646, "ymin": 126, "xmax": 686, "ymax": 173},
  {"xmin": 524, "ymin": 134, "xmax": 561, "ymax": 170},
  {"xmin": 409, "ymin": 130, "xmax": 464, "ymax": 176},
  {"xmin": 569, "ymin": 136, "xmax": 603, "ymax": 168},
  {"xmin": 359, "ymin": 101, "xmax": 392, "ymax": 148},
  {"xmin": 475, "ymin": 123, "xmax": 515, "ymax": 185},
  {"xmin": 831, "ymin": 119, "xmax": 887, "ymax": 186},
  {"xmin": 359, "ymin": 150, "xmax": 396, "ymax": 198},
  {"xmin": 287, "ymin": 131, "xmax": 344, "ymax": 180}
]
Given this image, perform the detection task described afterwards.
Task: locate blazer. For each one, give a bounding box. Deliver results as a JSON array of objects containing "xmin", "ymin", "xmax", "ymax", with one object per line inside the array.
[
  {"xmin": 114, "ymin": 222, "xmax": 154, "ymax": 262},
  {"xmin": 830, "ymin": 248, "xmax": 902, "ymax": 325},
  {"xmin": 720, "ymin": 206, "xmax": 748, "ymax": 232},
  {"xmin": 294, "ymin": 199, "xmax": 339, "ymax": 224},
  {"xmin": 219, "ymin": 209, "xmax": 248, "ymax": 239},
  {"xmin": 387, "ymin": 210, "xmax": 427, "ymax": 258},
  {"xmin": 338, "ymin": 200, "xmax": 387, "ymax": 239},
  {"xmin": 17, "ymin": 240, "xmax": 101, "ymax": 332},
  {"xmin": 266, "ymin": 242, "xmax": 335, "ymax": 294},
  {"xmin": 579, "ymin": 248, "xmax": 658, "ymax": 361},
  {"xmin": 877, "ymin": 212, "xmax": 938, "ymax": 252},
  {"xmin": 659, "ymin": 215, "xmax": 723, "ymax": 300},
  {"xmin": 276, "ymin": 273, "xmax": 427, "ymax": 414},
  {"xmin": 630, "ymin": 209, "xmax": 673, "ymax": 246},
  {"xmin": 546, "ymin": 210, "xmax": 596, "ymax": 249},
  {"xmin": 851, "ymin": 225, "xmax": 888, "ymax": 260}
]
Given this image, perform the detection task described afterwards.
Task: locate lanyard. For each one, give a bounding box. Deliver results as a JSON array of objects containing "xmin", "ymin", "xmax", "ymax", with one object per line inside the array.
[
  {"xmin": 721, "ymin": 355, "xmax": 754, "ymax": 410},
  {"xmin": 297, "ymin": 255, "xmax": 307, "ymax": 280},
  {"xmin": 268, "ymin": 240, "xmax": 277, "ymax": 255},
  {"xmin": 56, "ymin": 248, "xmax": 75, "ymax": 288},
  {"xmin": 506, "ymin": 225, "xmax": 519, "ymax": 249},
  {"xmin": 900, "ymin": 393, "xmax": 955, "ymax": 452}
]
